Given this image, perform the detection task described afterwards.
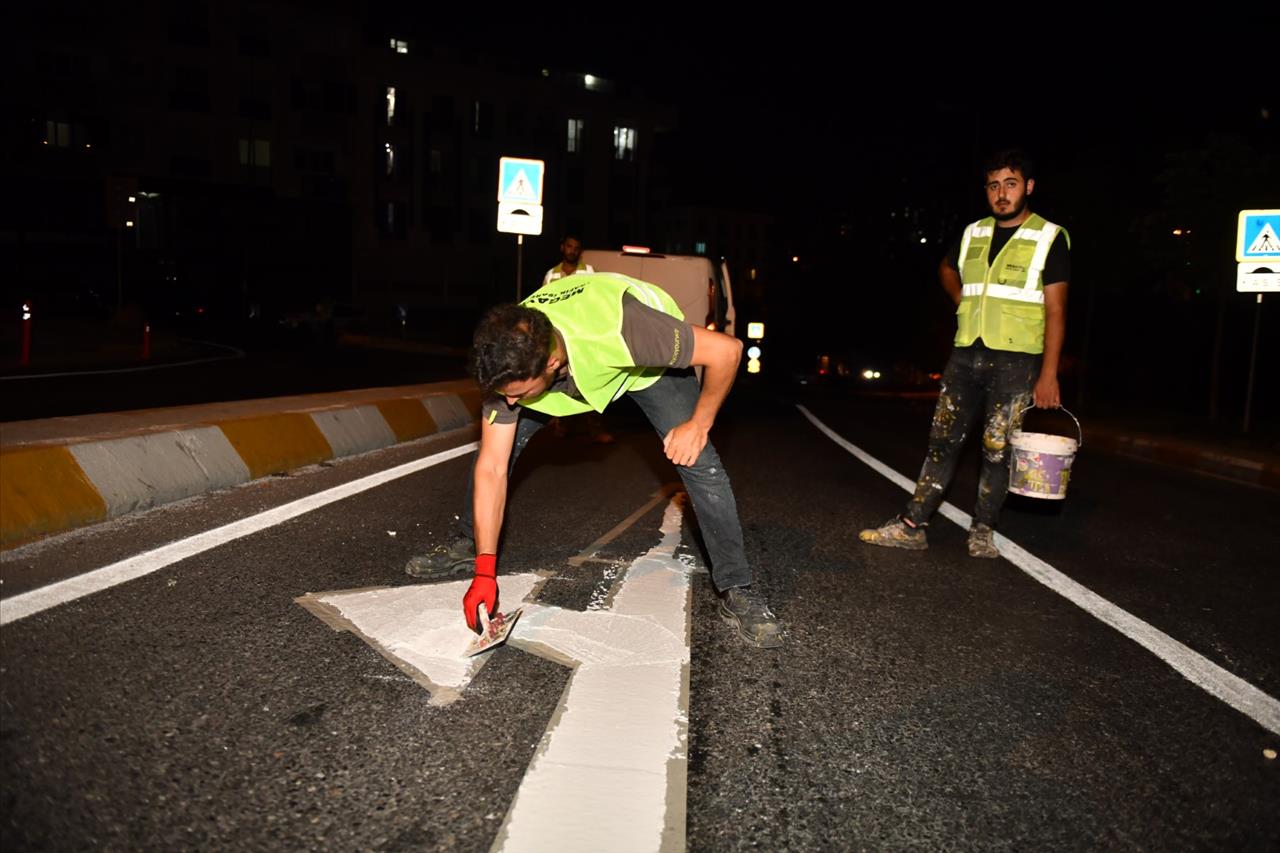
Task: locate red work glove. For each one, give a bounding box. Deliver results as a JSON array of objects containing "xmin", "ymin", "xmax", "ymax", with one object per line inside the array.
[{"xmin": 462, "ymin": 554, "xmax": 498, "ymax": 634}]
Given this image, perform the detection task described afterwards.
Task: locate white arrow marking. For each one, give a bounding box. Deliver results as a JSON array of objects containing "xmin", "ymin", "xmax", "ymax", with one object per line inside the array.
[
  {"xmin": 298, "ymin": 574, "xmax": 543, "ymax": 706},
  {"xmin": 495, "ymin": 496, "xmax": 691, "ymax": 853},
  {"xmin": 300, "ymin": 495, "xmax": 694, "ymax": 852}
]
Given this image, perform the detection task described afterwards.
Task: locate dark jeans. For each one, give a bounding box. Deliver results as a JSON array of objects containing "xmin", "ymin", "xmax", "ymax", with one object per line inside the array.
[
  {"xmin": 904, "ymin": 341, "xmax": 1038, "ymax": 528},
  {"xmin": 454, "ymin": 370, "xmax": 752, "ymax": 591}
]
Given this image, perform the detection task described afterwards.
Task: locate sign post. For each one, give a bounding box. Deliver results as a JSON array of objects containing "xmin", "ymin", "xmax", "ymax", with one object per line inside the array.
[
  {"xmin": 1235, "ymin": 210, "xmax": 1279, "ymax": 432},
  {"xmin": 497, "ymin": 157, "xmax": 546, "ymax": 299}
]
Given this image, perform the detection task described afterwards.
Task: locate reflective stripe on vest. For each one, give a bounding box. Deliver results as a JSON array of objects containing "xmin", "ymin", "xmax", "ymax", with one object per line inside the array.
[{"xmin": 544, "ymin": 262, "xmax": 594, "ymax": 284}]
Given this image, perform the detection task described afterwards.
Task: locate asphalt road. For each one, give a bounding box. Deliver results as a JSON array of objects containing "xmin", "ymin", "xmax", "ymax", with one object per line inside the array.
[{"xmin": 2, "ymin": 387, "xmax": 1277, "ymax": 850}]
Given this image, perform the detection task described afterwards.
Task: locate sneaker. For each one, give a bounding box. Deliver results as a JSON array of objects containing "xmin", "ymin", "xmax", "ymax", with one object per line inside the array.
[
  {"xmin": 967, "ymin": 524, "xmax": 999, "ymax": 559},
  {"xmin": 718, "ymin": 586, "xmax": 784, "ymax": 649},
  {"xmin": 858, "ymin": 516, "xmax": 928, "ymax": 550},
  {"xmin": 405, "ymin": 535, "xmax": 475, "ymax": 579}
]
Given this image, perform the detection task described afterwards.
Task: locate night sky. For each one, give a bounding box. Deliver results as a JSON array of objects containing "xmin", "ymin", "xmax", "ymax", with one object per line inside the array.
[
  {"xmin": 11, "ymin": 10, "xmax": 1280, "ymax": 419},
  {"xmin": 530, "ymin": 24, "xmax": 1278, "ymax": 414}
]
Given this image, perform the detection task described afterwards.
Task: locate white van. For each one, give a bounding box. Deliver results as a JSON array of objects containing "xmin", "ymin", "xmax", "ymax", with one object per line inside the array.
[{"xmin": 580, "ymin": 247, "xmax": 736, "ymax": 337}]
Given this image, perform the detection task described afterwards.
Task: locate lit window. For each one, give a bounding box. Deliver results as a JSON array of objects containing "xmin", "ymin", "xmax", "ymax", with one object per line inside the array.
[
  {"xmin": 390, "ymin": 38, "xmax": 408, "ymax": 54},
  {"xmin": 46, "ymin": 120, "xmax": 71, "ymax": 147},
  {"xmin": 380, "ymin": 201, "xmax": 406, "ymax": 239},
  {"xmin": 239, "ymin": 138, "xmax": 270, "ymax": 167},
  {"xmin": 695, "ymin": 241, "xmax": 707, "ymax": 254},
  {"xmin": 385, "ymin": 142, "xmax": 395, "ymax": 176},
  {"xmin": 385, "ymin": 86, "xmax": 396, "ymax": 126},
  {"xmin": 567, "ymin": 118, "xmax": 584, "ymax": 153},
  {"xmin": 613, "ymin": 126, "xmax": 635, "ymax": 161}
]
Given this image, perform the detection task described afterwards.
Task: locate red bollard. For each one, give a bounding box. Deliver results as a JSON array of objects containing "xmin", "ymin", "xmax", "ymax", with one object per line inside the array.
[
  {"xmin": 21, "ymin": 301, "xmax": 32, "ymax": 367},
  {"xmin": 142, "ymin": 323, "xmax": 151, "ymax": 360}
]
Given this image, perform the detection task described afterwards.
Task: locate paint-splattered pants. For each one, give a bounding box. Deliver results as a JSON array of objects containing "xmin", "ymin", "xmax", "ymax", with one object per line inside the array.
[{"xmin": 904, "ymin": 340, "xmax": 1038, "ymax": 528}]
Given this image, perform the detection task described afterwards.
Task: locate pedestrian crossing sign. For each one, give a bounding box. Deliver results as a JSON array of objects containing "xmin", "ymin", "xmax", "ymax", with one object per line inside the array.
[
  {"xmin": 1236, "ymin": 210, "xmax": 1280, "ymax": 261},
  {"xmin": 498, "ymin": 157, "xmax": 545, "ymax": 205}
]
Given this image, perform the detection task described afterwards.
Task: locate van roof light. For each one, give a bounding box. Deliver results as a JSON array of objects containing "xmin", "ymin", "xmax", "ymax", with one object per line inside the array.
[{"xmin": 621, "ymin": 245, "xmax": 651, "ymax": 254}]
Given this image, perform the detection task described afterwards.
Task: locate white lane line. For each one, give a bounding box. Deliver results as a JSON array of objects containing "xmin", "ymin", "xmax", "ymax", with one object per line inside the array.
[
  {"xmin": 797, "ymin": 404, "xmax": 1280, "ymax": 736},
  {"xmin": 568, "ymin": 483, "xmax": 681, "ymax": 567},
  {"xmin": 0, "ymin": 442, "xmax": 478, "ymax": 627}
]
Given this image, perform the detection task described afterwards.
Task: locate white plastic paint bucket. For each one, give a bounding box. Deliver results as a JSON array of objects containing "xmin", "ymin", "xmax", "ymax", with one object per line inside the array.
[{"xmin": 1008, "ymin": 407, "xmax": 1082, "ymax": 500}]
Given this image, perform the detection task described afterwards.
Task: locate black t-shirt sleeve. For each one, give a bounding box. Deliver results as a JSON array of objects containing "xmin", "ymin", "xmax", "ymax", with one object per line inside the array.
[
  {"xmin": 944, "ymin": 234, "xmax": 963, "ymax": 270},
  {"xmin": 1042, "ymin": 232, "xmax": 1070, "ymax": 285},
  {"xmin": 619, "ymin": 294, "xmax": 694, "ymax": 369},
  {"xmin": 480, "ymin": 394, "xmax": 520, "ymax": 425}
]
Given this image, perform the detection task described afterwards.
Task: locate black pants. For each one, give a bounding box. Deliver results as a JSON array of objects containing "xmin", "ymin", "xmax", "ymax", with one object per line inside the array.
[{"xmin": 903, "ymin": 341, "xmax": 1038, "ymax": 528}]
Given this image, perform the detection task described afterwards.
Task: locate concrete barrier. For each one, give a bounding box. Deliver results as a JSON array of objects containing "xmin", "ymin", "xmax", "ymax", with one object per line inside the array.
[
  {"xmin": 0, "ymin": 382, "xmax": 481, "ymax": 549},
  {"xmin": 68, "ymin": 427, "xmax": 250, "ymax": 517}
]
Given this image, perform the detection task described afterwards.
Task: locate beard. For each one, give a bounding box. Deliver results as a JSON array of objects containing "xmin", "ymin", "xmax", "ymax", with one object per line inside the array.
[{"xmin": 992, "ymin": 195, "xmax": 1028, "ymax": 222}]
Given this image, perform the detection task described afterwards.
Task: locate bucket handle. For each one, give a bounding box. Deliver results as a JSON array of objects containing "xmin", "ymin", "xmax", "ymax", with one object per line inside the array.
[{"xmin": 1018, "ymin": 405, "xmax": 1083, "ymax": 449}]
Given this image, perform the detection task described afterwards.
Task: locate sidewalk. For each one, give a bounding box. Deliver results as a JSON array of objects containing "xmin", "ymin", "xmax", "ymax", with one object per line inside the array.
[
  {"xmin": 1076, "ymin": 409, "xmax": 1280, "ymax": 491},
  {"xmin": 862, "ymin": 388, "xmax": 1280, "ymax": 493}
]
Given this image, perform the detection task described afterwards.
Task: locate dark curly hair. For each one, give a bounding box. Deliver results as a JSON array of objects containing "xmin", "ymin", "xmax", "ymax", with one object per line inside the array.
[
  {"xmin": 470, "ymin": 303, "xmax": 554, "ymax": 392},
  {"xmin": 982, "ymin": 148, "xmax": 1035, "ymax": 183}
]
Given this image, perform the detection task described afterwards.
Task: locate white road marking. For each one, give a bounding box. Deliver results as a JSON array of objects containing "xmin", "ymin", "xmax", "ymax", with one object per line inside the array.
[
  {"xmin": 797, "ymin": 404, "xmax": 1280, "ymax": 735},
  {"xmin": 567, "ymin": 484, "xmax": 681, "ymax": 567},
  {"xmin": 302, "ymin": 574, "xmax": 543, "ymax": 705},
  {"xmin": 495, "ymin": 497, "xmax": 690, "ymax": 853},
  {"xmin": 0, "ymin": 442, "xmax": 478, "ymax": 627},
  {"xmin": 301, "ymin": 497, "xmax": 693, "ymax": 853}
]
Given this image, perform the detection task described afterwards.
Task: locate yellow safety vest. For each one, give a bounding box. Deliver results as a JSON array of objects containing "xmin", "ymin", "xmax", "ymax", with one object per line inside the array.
[
  {"xmin": 954, "ymin": 213, "xmax": 1069, "ymax": 354},
  {"xmin": 518, "ymin": 273, "xmax": 683, "ymax": 416}
]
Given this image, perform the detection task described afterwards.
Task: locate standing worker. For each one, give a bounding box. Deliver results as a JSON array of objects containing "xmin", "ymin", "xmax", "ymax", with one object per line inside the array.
[
  {"xmin": 541, "ymin": 233, "xmax": 611, "ymax": 442},
  {"xmin": 542, "ymin": 234, "xmax": 593, "ymax": 286},
  {"xmin": 859, "ymin": 149, "xmax": 1071, "ymax": 558}
]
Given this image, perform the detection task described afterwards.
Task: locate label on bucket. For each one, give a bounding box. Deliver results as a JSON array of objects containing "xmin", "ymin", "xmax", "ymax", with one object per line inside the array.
[{"xmin": 1009, "ymin": 431, "xmax": 1076, "ymax": 500}]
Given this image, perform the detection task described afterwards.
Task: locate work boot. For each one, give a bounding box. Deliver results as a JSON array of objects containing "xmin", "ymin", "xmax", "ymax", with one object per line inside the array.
[
  {"xmin": 405, "ymin": 535, "xmax": 475, "ymax": 580},
  {"xmin": 967, "ymin": 524, "xmax": 999, "ymax": 559},
  {"xmin": 858, "ymin": 516, "xmax": 928, "ymax": 550},
  {"xmin": 718, "ymin": 586, "xmax": 784, "ymax": 649}
]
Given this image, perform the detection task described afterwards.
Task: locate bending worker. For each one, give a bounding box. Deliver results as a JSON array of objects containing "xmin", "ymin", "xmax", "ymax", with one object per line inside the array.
[{"xmin": 451, "ymin": 272, "xmax": 784, "ymax": 648}]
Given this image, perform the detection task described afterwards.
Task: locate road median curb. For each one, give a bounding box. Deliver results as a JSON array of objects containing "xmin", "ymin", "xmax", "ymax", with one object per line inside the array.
[
  {"xmin": 0, "ymin": 381, "xmax": 483, "ymax": 549},
  {"xmin": 1086, "ymin": 430, "xmax": 1280, "ymax": 490}
]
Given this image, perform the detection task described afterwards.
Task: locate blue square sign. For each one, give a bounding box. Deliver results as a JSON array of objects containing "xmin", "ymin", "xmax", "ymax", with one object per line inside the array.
[
  {"xmin": 1237, "ymin": 210, "xmax": 1280, "ymax": 261},
  {"xmin": 498, "ymin": 157, "xmax": 544, "ymax": 206}
]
